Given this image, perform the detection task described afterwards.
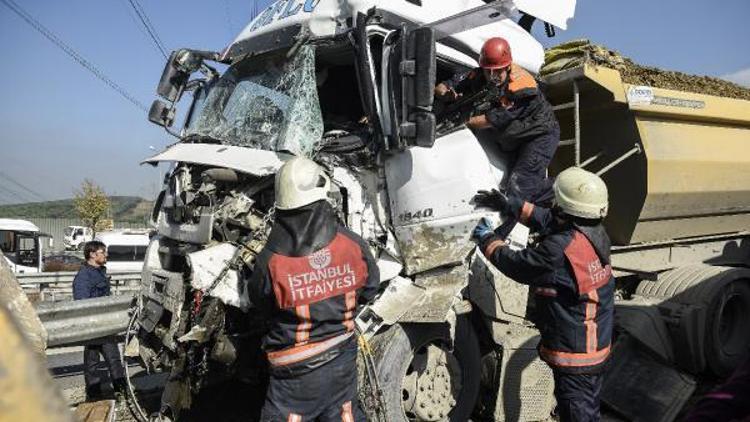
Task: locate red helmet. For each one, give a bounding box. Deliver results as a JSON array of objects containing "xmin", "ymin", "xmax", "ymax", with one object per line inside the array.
[{"xmin": 479, "ymin": 37, "xmax": 513, "ymax": 69}]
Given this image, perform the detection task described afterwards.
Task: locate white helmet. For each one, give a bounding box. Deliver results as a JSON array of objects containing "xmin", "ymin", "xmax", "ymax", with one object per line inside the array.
[
  {"xmin": 275, "ymin": 157, "xmax": 331, "ymax": 210},
  {"xmin": 553, "ymin": 167, "xmax": 609, "ymax": 219}
]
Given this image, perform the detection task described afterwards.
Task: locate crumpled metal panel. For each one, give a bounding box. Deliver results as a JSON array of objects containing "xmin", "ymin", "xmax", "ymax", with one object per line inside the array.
[
  {"xmin": 368, "ymin": 276, "xmax": 427, "ymax": 326},
  {"xmin": 398, "ymin": 265, "xmax": 468, "ymax": 323},
  {"xmin": 467, "ymin": 249, "xmax": 530, "ymax": 324},
  {"xmin": 188, "ymin": 243, "xmax": 250, "ymax": 311},
  {"xmin": 394, "ymin": 218, "xmax": 478, "ymax": 276}
]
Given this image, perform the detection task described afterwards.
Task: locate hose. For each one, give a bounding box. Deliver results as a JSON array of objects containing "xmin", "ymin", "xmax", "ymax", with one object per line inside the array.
[
  {"xmin": 358, "ymin": 332, "xmax": 386, "ymax": 422},
  {"xmin": 123, "ymin": 306, "xmax": 150, "ymax": 422}
]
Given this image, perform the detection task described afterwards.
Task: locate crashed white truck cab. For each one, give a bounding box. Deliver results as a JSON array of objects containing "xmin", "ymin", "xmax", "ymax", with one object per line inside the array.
[{"xmin": 137, "ymin": 1, "xmax": 575, "ymax": 420}]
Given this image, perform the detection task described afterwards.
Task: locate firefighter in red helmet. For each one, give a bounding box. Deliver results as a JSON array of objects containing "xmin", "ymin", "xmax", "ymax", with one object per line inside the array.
[{"xmin": 436, "ymin": 36, "xmax": 560, "ymax": 208}]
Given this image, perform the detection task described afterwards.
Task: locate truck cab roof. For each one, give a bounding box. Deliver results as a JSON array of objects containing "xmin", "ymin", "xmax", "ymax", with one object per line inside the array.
[{"xmin": 225, "ymin": 0, "xmax": 576, "ymax": 74}]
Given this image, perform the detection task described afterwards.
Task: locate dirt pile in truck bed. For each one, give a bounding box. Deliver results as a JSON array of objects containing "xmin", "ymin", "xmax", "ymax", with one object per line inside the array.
[{"xmin": 541, "ymin": 39, "xmax": 750, "ymax": 101}]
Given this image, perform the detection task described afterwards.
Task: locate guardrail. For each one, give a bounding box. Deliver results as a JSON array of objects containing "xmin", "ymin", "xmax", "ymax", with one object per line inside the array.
[
  {"xmin": 36, "ymin": 294, "xmax": 134, "ymax": 348},
  {"xmin": 17, "ymin": 271, "xmax": 141, "ymax": 302}
]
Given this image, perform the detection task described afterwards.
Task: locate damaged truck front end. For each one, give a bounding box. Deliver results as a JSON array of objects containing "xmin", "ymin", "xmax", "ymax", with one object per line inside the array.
[{"xmin": 132, "ymin": 1, "xmax": 557, "ymax": 420}]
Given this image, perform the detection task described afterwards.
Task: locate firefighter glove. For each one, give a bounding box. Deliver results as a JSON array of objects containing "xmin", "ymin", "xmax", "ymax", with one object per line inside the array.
[
  {"xmin": 472, "ymin": 217, "xmax": 495, "ymax": 243},
  {"xmin": 474, "ymin": 189, "xmax": 511, "ymax": 215}
]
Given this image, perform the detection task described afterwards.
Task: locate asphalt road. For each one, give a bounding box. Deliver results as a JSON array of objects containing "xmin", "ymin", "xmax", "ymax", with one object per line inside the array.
[
  {"xmin": 48, "ymin": 345, "xmax": 167, "ymax": 421},
  {"xmin": 47, "ymin": 345, "xmax": 265, "ymax": 422}
]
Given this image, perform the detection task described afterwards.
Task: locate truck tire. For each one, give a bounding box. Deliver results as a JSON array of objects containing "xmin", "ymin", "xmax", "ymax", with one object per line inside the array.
[
  {"xmin": 706, "ymin": 279, "xmax": 750, "ymax": 376},
  {"xmin": 368, "ymin": 316, "xmax": 481, "ymax": 422},
  {"xmin": 636, "ymin": 265, "xmax": 750, "ymax": 376}
]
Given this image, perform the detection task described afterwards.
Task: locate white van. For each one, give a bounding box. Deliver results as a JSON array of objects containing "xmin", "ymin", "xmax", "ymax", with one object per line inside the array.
[
  {"xmin": 63, "ymin": 225, "xmax": 93, "ymax": 250},
  {"xmin": 0, "ymin": 219, "xmax": 52, "ymax": 273},
  {"xmin": 94, "ymin": 230, "xmax": 151, "ymax": 272}
]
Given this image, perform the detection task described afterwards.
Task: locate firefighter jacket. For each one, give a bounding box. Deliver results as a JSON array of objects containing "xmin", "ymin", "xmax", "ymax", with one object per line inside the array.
[
  {"xmin": 483, "ymin": 199, "xmax": 615, "ymax": 374},
  {"xmin": 444, "ymin": 63, "xmax": 558, "ymax": 151},
  {"xmin": 247, "ymin": 201, "xmax": 379, "ymax": 375}
]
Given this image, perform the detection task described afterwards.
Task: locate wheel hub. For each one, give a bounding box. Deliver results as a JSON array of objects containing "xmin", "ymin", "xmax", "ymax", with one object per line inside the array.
[{"xmin": 402, "ymin": 343, "xmax": 462, "ymax": 421}]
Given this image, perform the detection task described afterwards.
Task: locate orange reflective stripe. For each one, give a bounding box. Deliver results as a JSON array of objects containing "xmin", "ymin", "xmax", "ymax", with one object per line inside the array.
[
  {"xmin": 519, "ymin": 201, "xmax": 535, "ymax": 224},
  {"xmin": 564, "ymin": 231, "xmax": 611, "ymax": 294},
  {"xmin": 295, "ymin": 305, "xmax": 311, "ymax": 345},
  {"xmin": 483, "ymin": 239, "xmax": 506, "ymax": 258},
  {"xmin": 343, "ymin": 291, "xmax": 356, "ymax": 331},
  {"xmin": 287, "ymin": 413, "xmax": 301, "ymax": 422},
  {"xmin": 267, "ymin": 332, "xmax": 354, "ymax": 367},
  {"xmin": 539, "ymin": 345, "xmax": 611, "ymax": 368},
  {"xmin": 341, "ymin": 401, "xmax": 354, "ymax": 422},
  {"xmin": 585, "ymin": 290, "xmax": 600, "ymax": 353}
]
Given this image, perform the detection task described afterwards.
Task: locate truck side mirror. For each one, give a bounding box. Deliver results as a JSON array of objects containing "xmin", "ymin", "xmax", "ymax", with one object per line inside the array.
[
  {"xmin": 157, "ymin": 51, "xmax": 190, "ymax": 102},
  {"xmin": 405, "ymin": 27, "xmax": 436, "ymax": 108},
  {"xmin": 149, "ymin": 100, "xmax": 176, "ymax": 127},
  {"xmin": 399, "ymin": 27, "xmax": 437, "ymax": 148}
]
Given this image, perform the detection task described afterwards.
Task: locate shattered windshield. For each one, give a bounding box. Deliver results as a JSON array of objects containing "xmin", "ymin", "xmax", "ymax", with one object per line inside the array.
[{"xmin": 185, "ymin": 46, "xmax": 323, "ymax": 157}]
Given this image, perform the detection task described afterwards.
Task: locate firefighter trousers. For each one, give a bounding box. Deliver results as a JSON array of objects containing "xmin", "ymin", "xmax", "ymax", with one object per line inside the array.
[
  {"xmin": 552, "ymin": 370, "xmax": 604, "ymax": 422},
  {"xmin": 506, "ymin": 125, "xmax": 560, "ymax": 206},
  {"xmin": 260, "ymin": 340, "xmax": 364, "ymax": 422}
]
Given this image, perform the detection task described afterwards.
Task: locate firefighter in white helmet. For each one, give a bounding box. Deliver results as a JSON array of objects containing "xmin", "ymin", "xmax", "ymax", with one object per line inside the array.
[
  {"xmin": 246, "ymin": 157, "xmax": 378, "ymax": 422},
  {"xmin": 473, "ymin": 167, "xmax": 614, "ymax": 422}
]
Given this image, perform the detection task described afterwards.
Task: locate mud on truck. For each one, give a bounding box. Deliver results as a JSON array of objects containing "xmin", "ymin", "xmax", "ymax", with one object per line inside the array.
[{"xmin": 128, "ymin": 0, "xmax": 750, "ymax": 421}]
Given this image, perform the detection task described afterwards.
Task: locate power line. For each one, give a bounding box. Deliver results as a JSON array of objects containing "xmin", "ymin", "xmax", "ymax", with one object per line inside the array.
[
  {"xmin": 126, "ymin": 0, "xmax": 169, "ymax": 59},
  {"xmin": 0, "ymin": 183, "xmax": 35, "ymax": 204},
  {"xmin": 0, "ymin": 0, "xmax": 148, "ymax": 112},
  {"xmin": 120, "ymin": 0, "xmax": 154, "ymax": 47},
  {"xmin": 0, "ymin": 171, "xmax": 46, "ymax": 201}
]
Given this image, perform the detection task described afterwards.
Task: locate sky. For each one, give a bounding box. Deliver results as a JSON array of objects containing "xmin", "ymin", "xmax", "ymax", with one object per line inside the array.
[{"xmin": 1, "ymin": 0, "xmax": 748, "ymax": 204}]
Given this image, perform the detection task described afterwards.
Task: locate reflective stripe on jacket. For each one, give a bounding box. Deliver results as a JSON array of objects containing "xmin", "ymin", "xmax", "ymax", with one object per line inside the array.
[
  {"xmin": 247, "ymin": 202, "xmax": 379, "ymax": 374},
  {"xmin": 485, "ymin": 201, "xmax": 615, "ymax": 374}
]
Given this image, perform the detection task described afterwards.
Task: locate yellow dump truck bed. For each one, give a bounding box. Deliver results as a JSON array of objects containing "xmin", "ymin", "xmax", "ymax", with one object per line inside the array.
[{"xmin": 543, "ymin": 63, "xmax": 750, "ymax": 245}]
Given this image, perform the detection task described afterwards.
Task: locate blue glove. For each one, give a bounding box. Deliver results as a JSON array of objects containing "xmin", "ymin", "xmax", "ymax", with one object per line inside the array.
[{"xmin": 472, "ymin": 217, "xmax": 495, "ymax": 243}]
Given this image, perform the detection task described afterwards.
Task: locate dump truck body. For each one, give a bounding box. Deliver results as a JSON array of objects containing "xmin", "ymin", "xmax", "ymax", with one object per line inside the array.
[{"xmin": 543, "ymin": 63, "xmax": 750, "ymax": 245}]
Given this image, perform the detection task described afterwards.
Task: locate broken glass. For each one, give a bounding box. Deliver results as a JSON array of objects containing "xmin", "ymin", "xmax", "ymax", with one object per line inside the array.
[{"xmin": 185, "ymin": 46, "xmax": 323, "ymax": 157}]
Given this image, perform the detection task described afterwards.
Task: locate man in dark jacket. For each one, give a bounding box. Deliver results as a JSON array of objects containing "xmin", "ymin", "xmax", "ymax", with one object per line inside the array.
[
  {"xmin": 73, "ymin": 240, "xmax": 126, "ymax": 401},
  {"xmin": 473, "ymin": 167, "xmax": 614, "ymax": 422},
  {"xmin": 436, "ymin": 36, "xmax": 560, "ymax": 205},
  {"xmin": 247, "ymin": 157, "xmax": 379, "ymax": 422}
]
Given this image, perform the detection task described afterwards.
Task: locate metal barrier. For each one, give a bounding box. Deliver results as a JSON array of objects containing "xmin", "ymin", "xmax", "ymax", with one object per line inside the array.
[
  {"xmin": 36, "ymin": 295, "xmax": 134, "ymax": 348},
  {"xmin": 17, "ymin": 271, "xmax": 141, "ymax": 302}
]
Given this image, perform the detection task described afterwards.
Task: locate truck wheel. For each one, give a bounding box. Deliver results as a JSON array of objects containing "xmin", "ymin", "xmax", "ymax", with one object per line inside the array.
[
  {"xmin": 706, "ymin": 279, "xmax": 750, "ymax": 376},
  {"xmin": 77, "ymin": 242, "xmax": 85, "ymax": 251},
  {"xmin": 368, "ymin": 316, "xmax": 481, "ymax": 422},
  {"xmin": 637, "ymin": 265, "xmax": 750, "ymax": 376}
]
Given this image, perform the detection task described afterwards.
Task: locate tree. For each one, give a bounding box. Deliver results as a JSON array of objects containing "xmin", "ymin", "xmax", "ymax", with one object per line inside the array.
[{"xmin": 73, "ymin": 179, "xmax": 111, "ymax": 236}]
